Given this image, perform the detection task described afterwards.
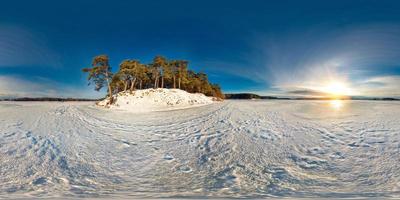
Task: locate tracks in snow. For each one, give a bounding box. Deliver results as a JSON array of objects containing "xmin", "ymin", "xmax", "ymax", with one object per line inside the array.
[{"xmin": 0, "ymin": 101, "xmax": 400, "ymax": 198}]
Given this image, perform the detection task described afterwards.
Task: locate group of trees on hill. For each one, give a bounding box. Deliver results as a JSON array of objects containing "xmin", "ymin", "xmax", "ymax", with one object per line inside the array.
[{"xmin": 83, "ymin": 55, "xmax": 224, "ymax": 103}]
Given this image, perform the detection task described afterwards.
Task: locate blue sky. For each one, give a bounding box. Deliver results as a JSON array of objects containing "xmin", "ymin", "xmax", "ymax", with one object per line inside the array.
[{"xmin": 1, "ymin": 0, "xmax": 400, "ymax": 98}]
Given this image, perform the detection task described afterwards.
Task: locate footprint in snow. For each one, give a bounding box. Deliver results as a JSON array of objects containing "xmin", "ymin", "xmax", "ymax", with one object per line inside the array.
[
  {"xmin": 177, "ymin": 165, "xmax": 192, "ymax": 173},
  {"xmin": 120, "ymin": 140, "xmax": 136, "ymax": 147},
  {"xmin": 4, "ymin": 132, "xmax": 17, "ymax": 138},
  {"xmin": 32, "ymin": 177, "xmax": 47, "ymax": 185},
  {"xmin": 347, "ymin": 142, "xmax": 360, "ymax": 148},
  {"xmin": 163, "ymin": 154, "xmax": 174, "ymax": 160},
  {"xmin": 330, "ymin": 152, "xmax": 345, "ymax": 159}
]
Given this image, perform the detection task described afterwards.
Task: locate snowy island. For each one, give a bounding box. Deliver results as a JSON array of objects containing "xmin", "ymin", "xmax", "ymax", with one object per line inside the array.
[{"xmin": 83, "ymin": 55, "xmax": 224, "ymax": 112}]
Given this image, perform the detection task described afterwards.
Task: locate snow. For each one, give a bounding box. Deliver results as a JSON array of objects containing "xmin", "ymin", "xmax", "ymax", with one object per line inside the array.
[
  {"xmin": 0, "ymin": 100, "xmax": 400, "ymax": 198},
  {"xmin": 97, "ymin": 88, "xmax": 215, "ymax": 112}
]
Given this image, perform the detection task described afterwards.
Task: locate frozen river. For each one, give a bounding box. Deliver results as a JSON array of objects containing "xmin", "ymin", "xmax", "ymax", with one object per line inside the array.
[{"xmin": 0, "ymin": 100, "xmax": 399, "ymax": 198}]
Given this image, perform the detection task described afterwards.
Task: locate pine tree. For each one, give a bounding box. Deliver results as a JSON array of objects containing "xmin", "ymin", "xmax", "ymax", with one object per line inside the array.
[
  {"xmin": 176, "ymin": 60, "xmax": 188, "ymax": 89},
  {"xmin": 82, "ymin": 55, "xmax": 114, "ymax": 104},
  {"xmin": 153, "ymin": 56, "xmax": 167, "ymax": 88}
]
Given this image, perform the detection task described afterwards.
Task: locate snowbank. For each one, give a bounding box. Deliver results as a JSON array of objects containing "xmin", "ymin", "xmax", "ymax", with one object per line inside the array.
[{"xmin": 97, "ymin": 88, "xmax": 215, "ymax": 112}]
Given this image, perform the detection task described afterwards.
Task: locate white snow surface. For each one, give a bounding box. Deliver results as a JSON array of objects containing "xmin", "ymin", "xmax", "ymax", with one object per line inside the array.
[
  {"xmin": 98, "ymin": 88, "xmax": 214, "ymax": 112},
  {"xmin": 0, "ymin": 100, "xmax": 400, "ymax": 198}
]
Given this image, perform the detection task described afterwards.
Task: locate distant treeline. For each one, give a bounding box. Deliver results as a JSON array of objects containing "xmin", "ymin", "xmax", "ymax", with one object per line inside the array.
[
  {"xmin": 83, "ymin": 55, "xmax": 224, "ymax": 103},
  {"xmin": 224, "ymin": 93, "xmax": 399, "ymax": 101},
  {"xmin": 1, "ymin": 97, "xmax": 100, "ymax": 101},
  {"xmin": 225, "ymin": 93, "xmax": 287, "ymax": 100},
  {"xmin": 225, "ymin": 93, "xmax": 262, "ymax": 99}
]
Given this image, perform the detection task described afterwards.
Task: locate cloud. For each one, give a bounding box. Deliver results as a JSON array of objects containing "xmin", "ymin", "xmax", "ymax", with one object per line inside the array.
[
  {"xmin": 266, "ymin": 75, "xmax": 400, "ymax": 98},
  {"xmin": 286, "ymin": 89, "xmax": 331, "ymax": 97},
  {"xmin": 0, "ymin": 25, "xmax": 61, "ymax": 68},
  {"xmin": 199, "ymin": 60, "xmax": 267, "ymax": 84},
  {"xmin": 354, "ymin": 75, "xmax": 400, "ymax": 97},
  {"xmin": 0, "ymin": 75, "xmax": 103, "ymax": 99},
  {"xmin": 240, "ymin": 24, "xmax": 400, "ymax": 97}
]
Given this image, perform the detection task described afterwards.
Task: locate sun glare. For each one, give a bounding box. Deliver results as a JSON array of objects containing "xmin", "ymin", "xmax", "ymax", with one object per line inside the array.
[
  {"xmin": 322, "ymin": 81, "xmax": 352, "ymax": 98},
  {"xmin": 329, "ymin": 99, "xmax": 343, "ymax": 110}
]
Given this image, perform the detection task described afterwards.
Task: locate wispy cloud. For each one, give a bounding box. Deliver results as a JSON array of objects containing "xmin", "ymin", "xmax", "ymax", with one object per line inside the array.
[
  {"xmin": 354, "ymin": 75, "xmax": 400, "ymax": 97},
  {"xmin": 0, "ymin": 75, "xmax": 102, "ymax": 99},
  {"xmin": 0, "ymin": 25, "xmax": 61, "ymax": 68}
]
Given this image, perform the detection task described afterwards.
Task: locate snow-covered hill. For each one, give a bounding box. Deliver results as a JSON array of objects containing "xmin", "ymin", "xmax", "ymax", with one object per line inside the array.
[{"xmin": 97, "ymin": 88, "xmax": 215, "ymax": 112}]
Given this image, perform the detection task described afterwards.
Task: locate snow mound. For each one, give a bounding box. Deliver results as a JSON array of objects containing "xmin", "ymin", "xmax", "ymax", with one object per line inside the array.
[{"xmin": 97, "ymin": 88, "xmax": 215, "ymax": 112}]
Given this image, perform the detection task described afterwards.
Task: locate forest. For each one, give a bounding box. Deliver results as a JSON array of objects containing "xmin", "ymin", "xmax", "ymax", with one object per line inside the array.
[{"xmin": 83, "ymin": 55, "xmax": 224, "ymax": 102}]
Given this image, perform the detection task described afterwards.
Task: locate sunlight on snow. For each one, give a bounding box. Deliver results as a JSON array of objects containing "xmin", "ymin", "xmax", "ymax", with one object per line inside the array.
[{"xmin": 329, "ymin": 99, "xmax": 344, "ymax": 110}]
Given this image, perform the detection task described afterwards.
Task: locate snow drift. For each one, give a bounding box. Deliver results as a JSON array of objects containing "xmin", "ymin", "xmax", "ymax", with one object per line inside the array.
[{"xmin": 97, "ymin": 88, "xmax": 215, "ymax": 112}]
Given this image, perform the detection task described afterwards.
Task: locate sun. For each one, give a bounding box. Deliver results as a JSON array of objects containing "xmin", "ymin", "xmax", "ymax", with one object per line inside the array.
[
  {"xmin": 325, "ymin": 82, "xmax": 347, "ymax": 95},
  {"xmin": 322, "ymin": 81, "xmax": 352, "ymax": 98}
]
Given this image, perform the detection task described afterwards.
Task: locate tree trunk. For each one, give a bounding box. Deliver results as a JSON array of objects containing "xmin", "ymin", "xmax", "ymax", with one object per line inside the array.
[
  {"xmin": 173, "ymin": 76, "xmax": 176, "ymax": 89},
  {"xmin": 178, "ymin": 78, "xmax": 181, "ymax": 89},
  {"xmin": 105, "ymin": 71, "xmax": 113, "ymax": 105},
  {"xmin": 107, "ymin": 84, "xmax": 113, "ymax": 104},
  {"xmin": 124, "ymin": 81, "xmax": 128, "ymax": 92},
  {"xmin": 154, "ymin": 76, "xmax": 158, "ymax": 88},
  {"xmin": 130, "ymin": 78, "xmax": 136, "ymax": 91},
  {"xmin": 161, "ymin": 76, "xmax": 164, "ymax": 88},
  {"xmin": 140, "ymin": 80, "xmax": 143, "ymax": 89}
]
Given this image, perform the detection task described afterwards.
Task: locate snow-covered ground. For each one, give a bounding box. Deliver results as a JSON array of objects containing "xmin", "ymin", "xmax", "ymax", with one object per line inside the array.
[
  {"xmin": 98, "ymin": 88, "xmax": 214, "ymax": 112},
  {"xmin": 0, "ymin": 100, "xmax": 400, "ymax": 198}
]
